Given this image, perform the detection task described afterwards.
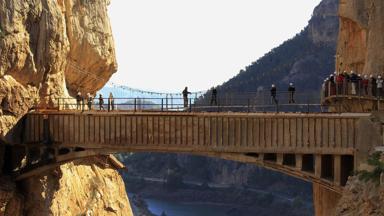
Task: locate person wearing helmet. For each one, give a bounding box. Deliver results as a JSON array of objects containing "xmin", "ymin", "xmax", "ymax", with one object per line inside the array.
[
  {"xmin": 336, "ymin": 72, "xmax": 344, "ymax": 95},
  {"xmin": 270, "ymin": 84, "xmax": 277, "ymax": 104},
  {"xmin": 342, "ymin": 71, "xmax": 350, "ymax": 94},
  {"xmin": 350, "ymin": 71, "xmax": 358, "ymax": 95},
  {"xmin": 76, "ymin": 91, "xmax": 81, "ymax": 110},
  {"xmin": 86, "ymin": 93, "xmax": 93, "ymax": 111},
  {"xmin": 329, "ymin": 74, "xmax": 336, "ymax": 96},
  {"xmin": 324, "ymin": 78, "xmax": 330, "ymax": 97},
  {"xmin": 108, "ymin": 92, "xmax": 115, "ymax": 111},
  {"xmin": 99, "ymin": 94, "xmax": 105, "ymax": 110},
  {"xmin": 377, "ymin": 76, "xmax": 383, "ymax": 98},
  {"xmin": 288, "ymin": 83, "xmax": 296, "ymax": 103},
  {"xmin": 210, "ymin": 87, "xmax": 218, "ymax": 106},
  {"xmin": 362, "ymin": 75, "xmax": 369, "ymax": 95}
]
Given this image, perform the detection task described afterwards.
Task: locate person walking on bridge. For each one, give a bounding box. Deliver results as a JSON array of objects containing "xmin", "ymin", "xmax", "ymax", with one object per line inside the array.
[
  {"xmin": 99, "ymin": 94, "xmax": 105, "ymax": 110},
  {"xmin": 210, "ymin": 87, "xmax": 217, "ymax": 106},
  {"xmin": 108, "ymin": 92, "xmax": 115, "ymax": 111},
  {"xmin": 182, "ymin": 87, "xmax": 191, "ymax": 110},
  {"xmin": 270, "ymin": 84, "xmax": 278, "ymax": 104},
  {"xmin": 288, "ymin": 83, "xmax": 295, "ymax": 104}
]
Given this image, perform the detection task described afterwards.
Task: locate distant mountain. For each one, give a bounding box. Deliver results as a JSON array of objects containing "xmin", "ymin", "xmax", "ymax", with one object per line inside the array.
[{"xmin": 203, "ymin": 0, "xmax": 338, "ymax": 96}]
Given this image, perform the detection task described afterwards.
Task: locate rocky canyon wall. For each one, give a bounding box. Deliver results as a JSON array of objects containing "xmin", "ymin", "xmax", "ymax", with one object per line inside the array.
[
  {"xmin": 0, "ymin": 1, "xmax": 132, "ymax": 215},
  {"xmin": 0, "ymin": 0, "xmax": 117, "ymax": 139},
  {"xmin": 336, "ymin": 0, "xmax": 384, "ymax": 75}
]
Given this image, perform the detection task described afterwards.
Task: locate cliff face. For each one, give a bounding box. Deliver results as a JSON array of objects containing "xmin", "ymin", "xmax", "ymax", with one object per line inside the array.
[
  {"xmin": 0, "ymin": 0, "xmax": 117, "ymax": 139},
  {"xmin": 336, "ymin": 175, "xmax": 384, "ymax": 215},
  {"xmin": 336, "ymin": 0, "xmax": 384, "ymax": 74},
  {"xmin": 0, "ymin": 1, "xmax": 131, "ymax": 215},
  {"xmin": 308, "ymin": 0, "xmax": 339, "ymax": 45},
  {"xmin": 22, "ymin": 156, "xmax": 132, "ymax": 216}
]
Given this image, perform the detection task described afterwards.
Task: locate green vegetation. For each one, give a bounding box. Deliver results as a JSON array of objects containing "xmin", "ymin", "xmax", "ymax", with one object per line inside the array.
[{"xmin": 356, "ymin": 152, "xmax": 384, "ymax": 184}]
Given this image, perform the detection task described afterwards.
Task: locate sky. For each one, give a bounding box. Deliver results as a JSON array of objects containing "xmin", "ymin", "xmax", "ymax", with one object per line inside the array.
[{"xmin": 107, "ymin": 0, "xmax": 322, "ymax": 93}]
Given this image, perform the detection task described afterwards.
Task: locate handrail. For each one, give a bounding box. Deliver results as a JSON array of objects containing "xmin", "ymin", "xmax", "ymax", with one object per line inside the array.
[{"xmin": 39, "ymin": 91, "xmax": 326, "ymax": 113}]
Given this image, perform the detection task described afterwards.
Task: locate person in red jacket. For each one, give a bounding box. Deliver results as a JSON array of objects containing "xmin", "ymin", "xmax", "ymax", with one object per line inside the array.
[{"xmin": 335, "ymin": 72, "xmax": 345, "ymax": 95}]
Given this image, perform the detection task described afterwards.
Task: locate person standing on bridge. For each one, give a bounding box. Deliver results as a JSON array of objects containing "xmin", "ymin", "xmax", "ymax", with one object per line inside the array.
[
  {"xmin": 370, "ymin": 75, "xmax": 377, "ymax": 97},
  {"xmin": 210, "ymin": 87, "xmax": 217, "ymax": 106},
  {"xmin": 288, "ymin": 83, "xmax": 295, "ymax": 104},
  {"xmin": 108, "ymin": 92, "xmax": 115, "ymax": 111},
  {"xmin": 377, "ymin": 76, "xmax": 383, "ymax": 98},
  {"xmin": 182, "ymin": 87, "xmax": 191, "ymax": 110},
  {"xmin": 76, "ymin": 91, "xmax": 82, "ymax": 110},
  {"xmin": 87, "ymin": 93, "xmax": 93, "ymax": 110},
  {"xmin": 336, "ymin": 72, "xmax": 344, "ymax": 95},
  {"xmin": 270, "ymin": 84, "xmax": 277, "ymax": 104},
  {"xmin": 99, "ymin": 94, "xmax": 105, "ymax": 110},
  {"xmin": 362, "ymin": 75, "xmax": 369, "ymax": 95},
  {"xmin": 350, "ymin": 71, "xmax": 358, "ymax": 95}
]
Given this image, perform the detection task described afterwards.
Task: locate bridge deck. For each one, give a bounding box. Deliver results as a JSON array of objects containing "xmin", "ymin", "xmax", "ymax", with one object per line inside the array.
[
  {"xmin": 24, "ymin": 111, "xmax": 367, "ymax": 155},
  {"xmin": 19, "ymin": 111, "xmax": 379, "ymax": 191}
]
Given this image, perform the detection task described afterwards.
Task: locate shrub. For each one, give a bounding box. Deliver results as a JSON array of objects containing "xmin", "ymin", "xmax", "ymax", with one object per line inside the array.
[{"xmin": 356, "ymin": 152, "xmax": 384, "ymax": 184}]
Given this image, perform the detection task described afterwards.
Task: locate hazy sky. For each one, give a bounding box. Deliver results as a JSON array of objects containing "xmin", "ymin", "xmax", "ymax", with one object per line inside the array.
[{"xmin": 107, "ymin": 0, "xmax": 322, "ymax": 92}]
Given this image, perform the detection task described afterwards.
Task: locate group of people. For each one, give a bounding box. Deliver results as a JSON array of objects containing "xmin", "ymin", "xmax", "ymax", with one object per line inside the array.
[
  {"xmin": 270, "ymin": 83, "xmax": 296, "ymax": 104},
  {"xmin": 76, "ymin": 91, "xmax": 115, "ymax": 111},
  {"xmin": 322, "ymin": 71, "xmax": 384, "ymax": 98}
]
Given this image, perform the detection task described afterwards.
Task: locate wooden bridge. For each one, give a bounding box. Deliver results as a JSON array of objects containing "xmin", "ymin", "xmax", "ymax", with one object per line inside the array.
[{"xmin": 12, "ymin": 110, "xmax": 383, "ymax": 193}]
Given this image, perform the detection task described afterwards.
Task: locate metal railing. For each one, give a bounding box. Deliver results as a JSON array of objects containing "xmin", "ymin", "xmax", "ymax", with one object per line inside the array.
[
  {"xmin": 322, "ymin": 80, "xmax": 382, "ymax": 100},
  {"xmin": 321, "ymin": 80, "xmax": 384, "ymax": 111},
  {"xmin": 50, "ymin": 91, "xmax": 327, "ymax": 113}
]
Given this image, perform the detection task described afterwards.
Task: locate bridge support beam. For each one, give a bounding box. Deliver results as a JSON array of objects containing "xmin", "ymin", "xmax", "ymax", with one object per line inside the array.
[
  {"xmin": 313, "ymin": 182, "xmax": 341, "ymax": 216},
  {"xmin": 295, "ymin": 154, "xmax": 302, "ymax": 170},
  {"xmin": 0, "ymin": 145, "xmax": 4, "ymax": 174}
]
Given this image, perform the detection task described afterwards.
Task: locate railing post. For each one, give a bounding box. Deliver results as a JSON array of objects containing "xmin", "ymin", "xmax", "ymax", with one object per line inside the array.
[
  {"xmin": 134, "ymin": 98, "xmax": 137, "ymax": 112},
  {"xmin": 189, "ymin": 98, "xmax": 192, "ymax": 112},
  {"xmin": 247, "ymin": 98, "xmax": 250, "ymax": 113},
  {"xmin": 57, "ymin": 98, "xmax": 60, "ymax": 111},
  {"xmin": 166, "ymin": 94, "xmax": 168, "ymax": 111}
]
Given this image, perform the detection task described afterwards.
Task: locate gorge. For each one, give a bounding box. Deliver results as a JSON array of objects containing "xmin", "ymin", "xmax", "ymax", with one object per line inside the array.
[{"xmin": 1, "ymin": 0, "xmax": 384, "ymax": 216}]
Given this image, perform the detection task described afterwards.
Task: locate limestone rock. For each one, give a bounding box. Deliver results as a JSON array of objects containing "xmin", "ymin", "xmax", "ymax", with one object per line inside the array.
[
  {"xmin": 308, "ymin": 0, "xmax": 339, "ymax": 45},
  {"xmin": 0, "ymin": 177, "xmax": 23, "ymax": 216},
  {"xmin": 0, "ymin": 0, "xmax": 117, "ymax": 140},
  {"xmin": 336, "ymin": 0, "xmax": 384, "ymax": 75},
  {"xmin": 22, "ymin": 156, "xmax": 133, "ymax": 216},
  {"xmin": 335, "ymin": 175, "xmax": 384, "ymax": 215}
]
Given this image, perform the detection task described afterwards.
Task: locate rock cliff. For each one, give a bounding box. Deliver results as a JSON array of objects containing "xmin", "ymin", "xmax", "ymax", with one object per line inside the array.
[
  {"xmin": 336, "ymin": 0, "xmax": 384, "ymax": 75},
  {"xmin": 22, "ymin": 156, "xmax": 132, "ymax": 216},
  {"xmin": 0, "ymin": 1, "xmax": 131, "ymax": 215},
  {"xmin": 0, "ymin": 0, "xmax": 117, "ymax": 139},
  {"xmin": 334, "ymin": 0, "xmax": 384, "ymax": 213},
  {"xmin": 336, "ymin": 175, "xmax": 384, "ymax": 215}
]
